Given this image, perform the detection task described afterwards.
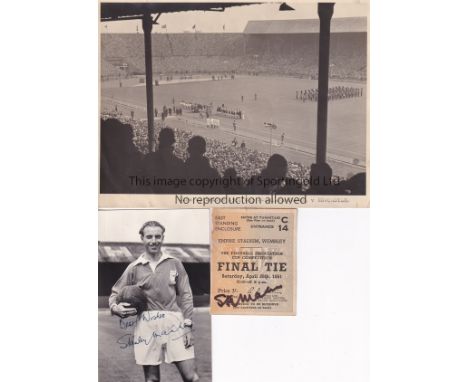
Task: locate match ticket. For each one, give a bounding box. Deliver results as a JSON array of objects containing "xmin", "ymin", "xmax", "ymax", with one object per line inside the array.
[{"xmin": 211, "ymin": 208, "xmax": 296, "ymax": 315}]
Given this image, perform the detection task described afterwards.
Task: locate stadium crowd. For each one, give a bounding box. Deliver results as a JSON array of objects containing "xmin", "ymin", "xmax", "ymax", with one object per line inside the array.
[
  {"xmin": 100, "ymin": 114, "xmax": 365, "ymax": 195},
  {"xmin": 101, "ymin": 33, "xmax": 367, "ymax": 81}
]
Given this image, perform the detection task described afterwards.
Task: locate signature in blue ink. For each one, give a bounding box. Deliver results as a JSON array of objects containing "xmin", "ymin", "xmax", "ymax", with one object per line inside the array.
[{"xmin": 117, "ymin": 323, "xmax": 185, "ymax": 349}]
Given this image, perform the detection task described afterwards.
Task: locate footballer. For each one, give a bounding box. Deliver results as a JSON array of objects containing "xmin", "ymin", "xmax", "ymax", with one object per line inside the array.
[{"xmin": 109, "ymin": 221, "xmax": 198, "ymax": 382}]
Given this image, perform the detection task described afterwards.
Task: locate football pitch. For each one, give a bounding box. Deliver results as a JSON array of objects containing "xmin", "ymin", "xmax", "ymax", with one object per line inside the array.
[
  {"xmin": 99, "ymin": 309, "xmax": 211, "ymax": 382},
  {"xmin": 102, "ymin": 75, "xmax": 367, "ymax": 176}
]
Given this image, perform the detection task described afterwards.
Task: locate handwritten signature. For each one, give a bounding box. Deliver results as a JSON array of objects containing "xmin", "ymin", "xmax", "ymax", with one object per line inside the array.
[
  {"xmin": 119, "ymin": 311, "xmax": 167, "ymax": 330},
  {"xmin": 117, "ymin": 322, "xmax": 185, "ymax": 349},
  {"xmin": 213, "ymin": 285, "xmax": 283, "ymax": 308}
]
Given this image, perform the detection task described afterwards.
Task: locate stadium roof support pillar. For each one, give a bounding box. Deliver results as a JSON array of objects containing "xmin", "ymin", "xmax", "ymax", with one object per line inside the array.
[
  {"xmin": 143, "ymin": 13, "xmax": 155, "ymax": 152},
  {"xmin": 316, "ymin": 3, "xmax": 334, "ymax": 164}
]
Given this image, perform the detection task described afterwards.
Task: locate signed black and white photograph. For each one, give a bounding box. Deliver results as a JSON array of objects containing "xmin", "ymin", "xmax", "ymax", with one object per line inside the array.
[
  {"xmin": 100, "ymin": 1, "xmax": 368, "ymax": 199},
  {"xmin": 98, "ymin": 209, "xmax": 211, "ymax": 382}
]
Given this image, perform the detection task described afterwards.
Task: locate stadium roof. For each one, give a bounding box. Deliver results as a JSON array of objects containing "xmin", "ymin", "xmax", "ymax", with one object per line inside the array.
[
  {"xmin": 244, "ymin": 17, "xmax": 366, "ymax": 34},
  {"xmin": 101, "ymin": 2, "xmax": 258, "ymax": 21},
  {"xmin": 98, "ymin": 242, "xmax": 210, "ymax": 263}
]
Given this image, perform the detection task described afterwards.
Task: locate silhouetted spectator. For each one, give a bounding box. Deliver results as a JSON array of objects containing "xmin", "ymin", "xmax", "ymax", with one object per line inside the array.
[
  {"xmin": 249, "ymin": 154, "xmax": 289, "ymax": 194},
  {"xmin": 184, "ymin": 136, "xmax": 221, "ymax": 193},
  {"xmin": 143, "ymin": 127, "xmax": 186, "ymax": 193},
  {"xmin": 100, "ymin": 115, "xmax": 365, "ymax": 195},
  {"xmin": 100, "ymin": 118, "xmax": 142, "ymax": 193},
  {"xmin": 221, "ymin": 167, "xmax": 244, "ymax": 194},
  {"xmin": 342, "ymin": 172, "xmax": 366, "ymax": 195},
  {"xmin": 306, "ymin": 162, "xmax": 341, "ymax": 195}
]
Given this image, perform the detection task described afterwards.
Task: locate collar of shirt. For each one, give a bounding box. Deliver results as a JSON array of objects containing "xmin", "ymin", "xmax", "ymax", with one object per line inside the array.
[{"xmin": 135, "ymin": 251, "xmax": 175, "ymax": 272}]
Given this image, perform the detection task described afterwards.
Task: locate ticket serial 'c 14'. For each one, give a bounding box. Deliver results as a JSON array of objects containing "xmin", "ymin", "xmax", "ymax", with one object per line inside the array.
[{"xmin": 211, "ymin": 208, "xmax": 296, "ymax": 316}]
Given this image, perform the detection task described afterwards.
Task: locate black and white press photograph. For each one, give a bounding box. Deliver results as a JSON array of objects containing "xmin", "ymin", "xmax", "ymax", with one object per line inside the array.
[
  {"xmin": 98, "ymin": 209, "xmax": 211, "ymax": 382},
  {"xmin": 100, "ymin": 1, "xmax": 368, "ymax": 198}
]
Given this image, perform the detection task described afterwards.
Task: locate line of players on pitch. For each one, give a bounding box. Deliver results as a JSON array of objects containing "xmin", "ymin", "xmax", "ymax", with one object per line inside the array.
[{"xmin": 296, "ymin": 86, "xmax": 363, "ymax": 102}]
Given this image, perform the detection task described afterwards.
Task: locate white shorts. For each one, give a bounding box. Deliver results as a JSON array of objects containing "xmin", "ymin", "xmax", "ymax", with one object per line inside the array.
[{"xmin": 133, "ymin": 310, "xmax": 195, "ymax": 365}]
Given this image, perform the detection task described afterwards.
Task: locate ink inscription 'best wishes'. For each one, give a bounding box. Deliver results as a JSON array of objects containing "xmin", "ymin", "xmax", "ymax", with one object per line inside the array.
[
  {"xmin": 119, "ymin": 311, "xmax": 167, "ymax": 330},
  {"xmin": 213, "ymin": 284, "xmax": 283, "ymax": 308}
]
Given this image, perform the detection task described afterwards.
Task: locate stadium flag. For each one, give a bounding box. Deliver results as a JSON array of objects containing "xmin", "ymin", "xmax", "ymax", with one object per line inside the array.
[
  {"xmin": 264, "ymin": 122, "xmax": 277, "ymax": 129},
  {"xmin": 192, "ymin": 24, "xmax": 196, "ymax": 29},
  {"xmin": 161, "ymin": 24, "xmax": 167, "ymax": 29},
  {"xmin": 223, "ymin": 24, "xmax": 225, "ymax": 31}
]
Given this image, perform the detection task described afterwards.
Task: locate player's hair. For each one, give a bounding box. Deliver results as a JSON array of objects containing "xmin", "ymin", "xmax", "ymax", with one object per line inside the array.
[{"xmin": 139, "ymin": 221, "xmax": 166, "ymax": 237}]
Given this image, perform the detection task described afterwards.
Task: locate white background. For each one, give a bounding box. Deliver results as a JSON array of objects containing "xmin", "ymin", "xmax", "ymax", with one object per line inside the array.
[
  {"xmin": 213, "ymin": 209, "xmax": 369, "ymax": 382},
  {"xmin": 1, "ymin": 0, "xmax": 468, "ymax": 381}
]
